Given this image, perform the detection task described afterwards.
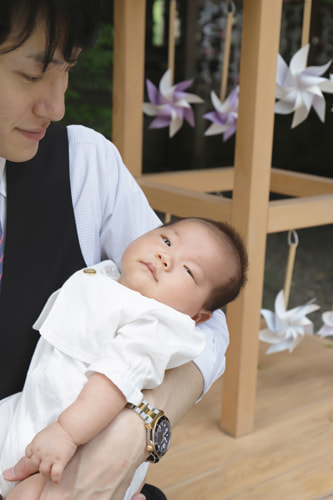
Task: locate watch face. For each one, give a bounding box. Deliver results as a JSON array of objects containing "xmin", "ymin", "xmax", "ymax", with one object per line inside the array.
[{"xmin": 152, "ymin": 416, "xmax": 171, "ymax": 458}]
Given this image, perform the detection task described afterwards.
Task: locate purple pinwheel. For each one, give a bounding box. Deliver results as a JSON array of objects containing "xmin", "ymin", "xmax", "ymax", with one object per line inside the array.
[
  {"xmin": 203, "ymin": 86, "xmax": 239, "ymax": 142},
  {"xmin": 143, "ymin": 69, "xmax": 204, "ymax": 138},
  {"xmin": 275, "ymin": 44, "xmax": 333, "ymax": 128}
]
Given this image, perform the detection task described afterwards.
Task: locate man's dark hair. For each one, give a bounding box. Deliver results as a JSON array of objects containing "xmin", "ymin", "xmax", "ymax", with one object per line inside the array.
[
  {"xmin": 164, "ymin": 217, "xmax": 249, "ymax": 311},
  {"xmin": 0, "ymin": 0, "xmax": 103, "ymax": 67}
]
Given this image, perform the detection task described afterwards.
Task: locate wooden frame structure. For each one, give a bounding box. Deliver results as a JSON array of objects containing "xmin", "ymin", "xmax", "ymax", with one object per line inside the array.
[{"xmin": 112, "ymin": 0, "xmax": 333, "ymax": 437}]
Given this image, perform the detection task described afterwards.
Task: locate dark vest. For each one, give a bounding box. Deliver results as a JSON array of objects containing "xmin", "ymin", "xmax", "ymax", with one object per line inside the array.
[{"xmin": 0, "ymin": 124, "xmax": 86, "ymax": 398}]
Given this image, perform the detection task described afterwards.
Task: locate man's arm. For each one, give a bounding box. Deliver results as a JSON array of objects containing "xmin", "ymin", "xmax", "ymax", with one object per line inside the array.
[
  {"xmin": 7, "ymin": 361, "xmax": 203, "ymax": 500},
  {"xmin": 11, "ymin": 373, "xmax": 127, "ymax": 484}
]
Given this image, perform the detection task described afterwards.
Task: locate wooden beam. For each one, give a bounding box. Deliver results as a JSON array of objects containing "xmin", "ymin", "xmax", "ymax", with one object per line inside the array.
[
  {"xmin": 268, "ymin": 194, "xmax": 333, "ymax": 232},
  {"xmin": 220, "ymin": 0, "xmax": 283, "ymax": 437},
  {"xmin": 141, "ymin": 167, "xmax": 234, "ymax": 192},
  {"xmin": 112, "ymin": 0, "xmax": 146, "ymax": 177},
  {"xmin": 270, "ymin": 168, "xmax": 333, "ymax": 197},
  {"xmin": 138, "ymin": 178, "xmax": 233, "ymax": 221}
]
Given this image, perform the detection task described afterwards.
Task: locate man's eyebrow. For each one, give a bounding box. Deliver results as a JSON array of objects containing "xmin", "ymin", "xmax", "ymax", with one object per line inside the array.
[{"xmin": 26, "ymin": 52, "xmax": 79, "ymax": 66}]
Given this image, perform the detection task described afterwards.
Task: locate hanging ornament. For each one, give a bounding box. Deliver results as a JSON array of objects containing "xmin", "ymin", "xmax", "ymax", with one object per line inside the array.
[
  {"xmin": 143, "ymin": 69, "xmax": 204, "ymax": 138},
  {"xmin": 203, "ymin": 86, "xmax": 239, "ymax": 141},
  {"xmin": 259, "ymin": 230, "xmax": 320, "ymax": 354},
  {"xmin": 275, "ymin": 44, "xmax": 333, "ymax": 128},
  {"xmin": 259, "ymin": 290, "xmax": 320, "ymax": 354},
  {"xmin": 317, "ymin": 310, "xmax": 333, "ymax": 337},
  {"xmin": 203, "ymin": 1, "xmax": 238, "ymax": 141},
  {"xmin": 143, "ymin": 1, "xmax": 203, "ymax": 137}
]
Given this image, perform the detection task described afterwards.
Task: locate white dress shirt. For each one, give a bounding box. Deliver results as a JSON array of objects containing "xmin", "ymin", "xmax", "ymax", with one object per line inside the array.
[{"xmin": 0, "ymin": 157, "xmax": 6, "ymax": 235}]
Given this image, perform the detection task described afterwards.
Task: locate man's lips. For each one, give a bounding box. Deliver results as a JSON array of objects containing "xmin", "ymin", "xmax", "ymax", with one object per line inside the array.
[
  {"xmin": 16, "ymin": 127, "xmax": 48, "ymax": 141},
  {"xmin": 142, "ymin": 262, "xmax": 157, "ymax": 281}
]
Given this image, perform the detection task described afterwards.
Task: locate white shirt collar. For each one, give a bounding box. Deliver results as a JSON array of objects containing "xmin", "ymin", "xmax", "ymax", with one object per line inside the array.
[{"xmin": 0, "ymin": 157, "xmax": 6, "ymax": 198}]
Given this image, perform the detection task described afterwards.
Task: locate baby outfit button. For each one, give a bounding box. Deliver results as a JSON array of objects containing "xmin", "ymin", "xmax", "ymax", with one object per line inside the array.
[{"xmin": 83, "ymin": 268, "xmax": 96, "ymax": 275}]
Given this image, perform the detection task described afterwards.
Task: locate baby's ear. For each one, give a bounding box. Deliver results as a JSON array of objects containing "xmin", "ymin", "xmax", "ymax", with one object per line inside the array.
[{"xmin": 192, "ymin": 309, "xmax": 212, "ymax": 325}]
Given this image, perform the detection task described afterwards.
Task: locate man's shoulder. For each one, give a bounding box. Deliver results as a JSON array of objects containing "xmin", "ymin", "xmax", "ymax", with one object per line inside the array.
[{"xmin": 66, "ymin": 124, "xmax": 109, "ymax": 147}]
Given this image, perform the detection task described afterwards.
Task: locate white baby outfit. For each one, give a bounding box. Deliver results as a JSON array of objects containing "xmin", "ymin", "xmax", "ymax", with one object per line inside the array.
[{"xmin": 0, "ymin": 260, "xmax": 205, "ymax": 497}]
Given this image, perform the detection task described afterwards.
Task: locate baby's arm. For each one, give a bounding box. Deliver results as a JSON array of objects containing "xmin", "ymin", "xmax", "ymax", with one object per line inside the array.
[{"xmin": 24, "ymin": 372, "xmax": 127, "ymax": 483}]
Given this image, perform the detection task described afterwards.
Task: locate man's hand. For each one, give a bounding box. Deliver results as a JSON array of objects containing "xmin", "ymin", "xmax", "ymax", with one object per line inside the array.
[{"xmin": 5, "ymin": 407, "xmax": 147, "ymax": 500}]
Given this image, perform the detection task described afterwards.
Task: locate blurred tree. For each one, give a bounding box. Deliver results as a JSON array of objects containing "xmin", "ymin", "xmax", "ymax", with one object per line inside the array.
[{"xmin": 61, "ymin": 23, "xmax": 113, "ymax": 138}]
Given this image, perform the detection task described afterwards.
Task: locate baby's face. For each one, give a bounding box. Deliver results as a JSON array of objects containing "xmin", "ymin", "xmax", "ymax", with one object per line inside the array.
[{"xmin": 118, "ymin": 219, "xmax": 227, "ymax": 324}]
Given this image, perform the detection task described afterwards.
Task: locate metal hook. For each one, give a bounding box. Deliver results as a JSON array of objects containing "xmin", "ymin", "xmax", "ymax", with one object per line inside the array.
[
  {"xmin": 287, "ymin": 229, "xmax": 299, "ymax": 247},
  {"xmin": 227, "ymin": 0, "xmax": 236, "ymax": 16}
]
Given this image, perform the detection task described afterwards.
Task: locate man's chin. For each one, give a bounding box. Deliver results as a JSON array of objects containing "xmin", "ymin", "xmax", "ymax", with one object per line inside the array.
[{"xmin": 5, "ymin": 141, "xmax": 40, "ymax": 163}]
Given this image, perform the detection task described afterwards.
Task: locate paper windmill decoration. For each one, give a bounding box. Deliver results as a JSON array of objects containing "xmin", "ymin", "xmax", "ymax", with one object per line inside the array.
[
  {"xmin": 275, "ymin": 44, "xmax": 333, "ymax": 128},
  {"xmin": 203, "ymin": 86, "xmax": 239, "ymax": 141},
  {"xmin": 317, "ymin": 311, "xmax": 333, "ymax": 337},
  {"xmin": 259, "ymin": 290, "xmax": 320, "ymax": 354},
  {"xmin": 143, "ymin": 69, "xmax": 204, "ymax": 138}
]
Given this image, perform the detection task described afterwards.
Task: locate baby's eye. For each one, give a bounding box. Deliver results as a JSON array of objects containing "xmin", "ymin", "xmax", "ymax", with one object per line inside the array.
[
  {"xmin": 162, "ymin": 236, "xmax": 171, "ymax": 247},
  {"xmin": 184, "ymin": 265, "xmax": 193, "ymax": 278}
]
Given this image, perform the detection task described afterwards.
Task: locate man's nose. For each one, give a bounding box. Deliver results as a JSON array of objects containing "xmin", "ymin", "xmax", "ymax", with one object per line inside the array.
[{"xmin": 33, "ymin": 74, "xmax": 68, "ymax": 122}]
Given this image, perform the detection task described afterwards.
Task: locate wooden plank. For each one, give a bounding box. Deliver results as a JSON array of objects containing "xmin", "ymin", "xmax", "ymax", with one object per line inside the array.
[
  {"xmin": 256, "ymin": 335, "xmax": 333, "ymax": 424},
  {"xmin": 146, "ymin": 335, "xmax": 333, "ymax": 499},
  {"xmin": 138, "ymin": 178, "xmax": 233, "ymax": 221},
  {"xmin": 267, "ymin": 194, "xmax": 333, "ymax": 233},
  {"xmin": 148, "ymin": 398, "xmax": 333, "ymax": 499},
  {"xmin": 238, "ymin": 456, "xmax": 333, "ymax": 500},
  {"xmin": 112, "ymin": 0, "xmax": 146, "ymax": 177},
  {"xmin": 140, "ymin": 167, "xmax": 234, "ymax": 192},
  {"xmin": 220, "ymin": 0, "xmax": 283, "ymax": 437},
  {"xmin": 270, "ymin": 168, "xmax": 333, "ymax": 197}
]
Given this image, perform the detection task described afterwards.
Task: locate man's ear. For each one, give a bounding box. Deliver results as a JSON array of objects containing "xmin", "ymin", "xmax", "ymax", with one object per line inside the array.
[{"xmin": 192, "ymin": 309, "xmax": 212, "ymax": 325}]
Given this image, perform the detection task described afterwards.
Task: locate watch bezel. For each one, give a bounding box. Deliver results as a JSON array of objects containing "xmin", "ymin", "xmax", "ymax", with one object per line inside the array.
[{"xmin": 148, "ymin": 415, "xmax": 171, "ymax": 463}]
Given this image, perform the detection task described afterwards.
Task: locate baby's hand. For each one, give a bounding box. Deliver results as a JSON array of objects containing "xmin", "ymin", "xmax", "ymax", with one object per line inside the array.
[{"xmin": 25, "ymin": 421, "xmax": 78, "ymax": 483}]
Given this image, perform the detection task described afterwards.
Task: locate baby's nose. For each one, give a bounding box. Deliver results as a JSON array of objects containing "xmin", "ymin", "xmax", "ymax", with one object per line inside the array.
[{"xmin": 158, "ymin": 253, "xmax": 170, "ymax": 269}]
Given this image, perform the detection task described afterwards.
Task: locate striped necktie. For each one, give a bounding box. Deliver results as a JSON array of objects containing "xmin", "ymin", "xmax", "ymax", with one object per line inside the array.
[{"xmin": 0, "ymin": 221, "xmax": 3, "ymax": 283}]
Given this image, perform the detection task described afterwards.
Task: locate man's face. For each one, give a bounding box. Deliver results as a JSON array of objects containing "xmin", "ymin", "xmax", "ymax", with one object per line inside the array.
[
  {"xmin": 0, "ymin": 22, "xmax": 79, "ymax": 162},
  {"xmin": 119, "ymin": 219, "xmax": 228, "ymax": 324}
]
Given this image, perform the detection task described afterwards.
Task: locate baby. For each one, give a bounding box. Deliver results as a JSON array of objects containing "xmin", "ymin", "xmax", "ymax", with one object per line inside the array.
[{"xmin": 0, "ymin": 217, "xmax": 248, "ymax": 497}]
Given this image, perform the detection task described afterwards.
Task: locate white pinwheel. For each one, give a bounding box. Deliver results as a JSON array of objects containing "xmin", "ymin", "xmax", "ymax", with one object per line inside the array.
[
  {"xmin": 259, "ymin": 290, "xmax": 320, "ymax": 354},
  {"xmin": 317, "ymin": 310, "xmax": 333, "ymax": 337},
  {"xmin": 275, "ymin": 44, "xmax": 333, "ymax": 128}
]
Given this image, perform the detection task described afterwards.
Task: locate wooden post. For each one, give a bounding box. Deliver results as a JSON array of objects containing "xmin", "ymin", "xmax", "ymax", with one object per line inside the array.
[
  {"xmin": 220, "ymin": 0, "xmax": 283, "ymax": 437},
  {"xmin": 220, "ymin": 4, "xmax": 234, "ymax": 102},
  {"xmin": 283, "ymin": 230, "xmax": 298, "ymax": 309},
  {"xmin": 302, "ymin": 0, "xmax": 312, "ymax": 47},
  {"xmin": 112, "ymin": 0, "xmax": 146, "ymax": 177},
  {"xmin": 168, "ymin": 0, "xmax": 176, "ymax": 84}
]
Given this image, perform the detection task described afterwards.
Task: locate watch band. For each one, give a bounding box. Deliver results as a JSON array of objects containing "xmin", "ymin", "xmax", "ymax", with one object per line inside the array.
[{"xmin": 127, "ymin": 399, "xmax": 163, "ymax": 426}]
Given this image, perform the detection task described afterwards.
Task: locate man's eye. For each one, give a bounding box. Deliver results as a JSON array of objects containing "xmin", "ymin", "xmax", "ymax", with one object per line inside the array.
[
  {"xmin": 162, "ymin": 237, "xmax": 171, "ymax": 247},
  {"xmin": 21, "ymin": 73, "xmax": 42, "ymax": 82}
]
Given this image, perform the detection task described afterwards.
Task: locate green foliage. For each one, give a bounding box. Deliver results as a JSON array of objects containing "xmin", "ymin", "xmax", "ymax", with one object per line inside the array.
[{"xmin": 61, "ymin": 24, "xmax": 113, "ymax": 138}]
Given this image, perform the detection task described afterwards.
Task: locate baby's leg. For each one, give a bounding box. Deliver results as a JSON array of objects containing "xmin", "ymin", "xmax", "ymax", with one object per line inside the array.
[{"xmin": 6, "ymin": 473, "xmax": 46, "ymax": 499}]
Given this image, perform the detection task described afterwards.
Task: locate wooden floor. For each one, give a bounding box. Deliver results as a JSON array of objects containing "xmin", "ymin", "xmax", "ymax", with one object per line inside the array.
[{"xmin": 146, "ymin": 334, "xmax": 333, "ymax": 499}]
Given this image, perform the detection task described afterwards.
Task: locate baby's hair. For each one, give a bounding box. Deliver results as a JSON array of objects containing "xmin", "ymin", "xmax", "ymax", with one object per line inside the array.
[
  {"xmin": 163, "ymin": 217, "xmax": 248, "ymax": 311},
  {"xmin": 0, "ymin": 0, "xmax": 103, "ymax": 68}
]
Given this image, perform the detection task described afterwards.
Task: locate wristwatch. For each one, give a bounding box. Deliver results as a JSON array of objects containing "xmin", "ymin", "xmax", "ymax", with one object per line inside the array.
[{"xmin": 127, "ymin": 399, "xmax": 171, "ymax": 463}]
